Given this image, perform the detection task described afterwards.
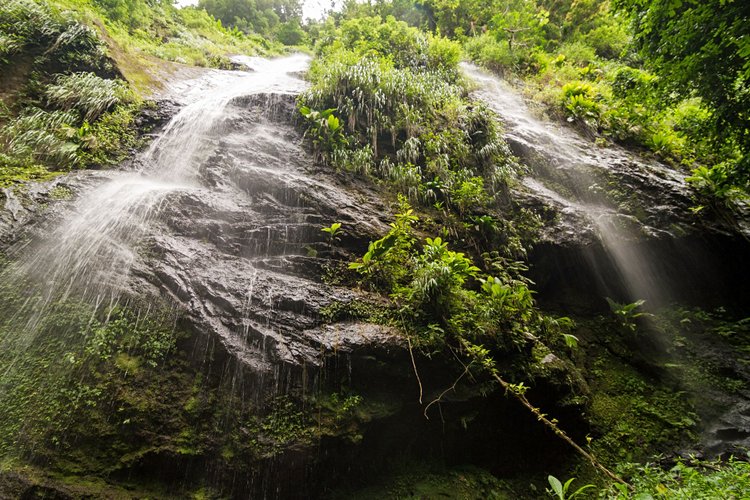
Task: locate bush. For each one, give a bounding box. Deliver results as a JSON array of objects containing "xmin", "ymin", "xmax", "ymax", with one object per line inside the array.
[
  {"xmin": 557, "ymin": 41, "xmax": 597, "ymax": 66},
  {"xmin": 464, "ymin": 33, "xmax": 528, "ymax": 72},
  {"xmin": 1, "ymin": 108, "xmax": 79, "ymax": 167},
  {"xmin": 607, "ymin": 457, "xmax": 750, "ymax": 499},
  {"xmin": 579, "ymin": 22, "xmax": 629, "ymax": 60},
  {"xmin": 45, "ymin": 72, "xmax": 128, "ymax": 122},
  {"xmin": 276, "ymin": 20, "xmax": 305, "ymax": 46}
]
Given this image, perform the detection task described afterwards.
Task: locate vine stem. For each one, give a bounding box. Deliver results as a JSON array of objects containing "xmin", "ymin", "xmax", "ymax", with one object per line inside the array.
[
  {"xmin": 456, "ymin": 338, "xmax": 630, "ymax": 488},
  {"xmin": 406, "ymin": 335, "xmax": 424, "ymax": 404},
  {"xmin": 490, "ymin": 371, "xmax": 629, "ymax": 487}
]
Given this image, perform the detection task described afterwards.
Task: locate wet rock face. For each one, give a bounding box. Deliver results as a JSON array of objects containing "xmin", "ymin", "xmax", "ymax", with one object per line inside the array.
[
  {"xmin": 465, "ymin": 63, "xmax": 750, "ymax": 310},
  {"xmin": 120, "ymin": 92, "xmax": 589, "ymax": 494},
  {"xmin": 0, "ymin": 173, "xmax": 107, "ymax": 249},
  {"xmin": 129, "ymin": 92, "xmax": 393, "ymax": 381}
]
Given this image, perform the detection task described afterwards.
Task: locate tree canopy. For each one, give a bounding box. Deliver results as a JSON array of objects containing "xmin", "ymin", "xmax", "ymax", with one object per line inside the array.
[
  {"xmin": 198, "ymin": 0, "xmax": 302, "ymax": 38},
  {"xmin": 614, "ymin": 0, "xmax": 750, "ymax": 191}
]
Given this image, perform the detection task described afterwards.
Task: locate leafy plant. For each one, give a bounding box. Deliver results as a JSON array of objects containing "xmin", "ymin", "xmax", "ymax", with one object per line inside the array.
[
  {"xmin": 565, "ymin": 94, "xmax": 601, "ymax": 127},
  {"xmin": 547, "ymin": 475, "xmax": 595, "ymax": 500},
  {"xmin": 299, "ymin": 106, "xmax": 347, "ymax": 160},
  {"xmin": 46, "ymin": 72, "xmax": 127, "ymax": 122},
  {"xmin": 686, "ymin": 164, "xmax": 747, "ymax": 208},
  {"xmin": 321, "ymin": 222, "xmax": 343, "ymax": 251},
  {"xmin": 349, "ymin": 196, "xmax": 417, "ymax": 289},
  {"xmin": 606, "ymin": 297, "xmax": 650, "ymax": 332},
  {"xmin": 607, "ymin": 456, "xmax": 750, "ymax": 499}
]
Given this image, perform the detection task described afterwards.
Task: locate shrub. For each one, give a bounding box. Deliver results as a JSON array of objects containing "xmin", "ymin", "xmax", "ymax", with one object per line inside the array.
[
  {"xmin": 557, "ymin": 41, "xmax": 597, "ymax": 66},
  {"xmin": 607, "ymin": 457, "xmax": 750, "ymax": 499},
  {"xmin": 1, "ymin": 108, "xmax": 79, "ymax": 167},
  {"xmin": 579, "ymin": 22, "xmax": 630, "ymax": 60},
  {"xmin": 45, "ymin": 72, "xmax": 128, "ymax": 122}
]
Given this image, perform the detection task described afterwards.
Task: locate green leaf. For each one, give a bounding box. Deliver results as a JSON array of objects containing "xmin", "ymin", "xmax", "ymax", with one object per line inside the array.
[
  {"xmin": 562, "ymin": 333, "xmax": 579, "ymax": 349},
  {"xmin": 548, "ymin": 475, "xmax": 564, "ymax": 499},
  {"xmin": 569, "ymin": 483, "xmax": 595, "ymax": 499}
]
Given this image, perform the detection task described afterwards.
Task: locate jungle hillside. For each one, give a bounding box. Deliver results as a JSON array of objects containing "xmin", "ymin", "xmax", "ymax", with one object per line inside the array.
[{"xmin": 0, "ymin": 0, "xmax": 749, "ymax": 498}]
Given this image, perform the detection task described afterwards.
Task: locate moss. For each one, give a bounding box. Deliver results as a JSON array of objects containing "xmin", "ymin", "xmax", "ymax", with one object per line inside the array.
[
  {"xmin": 48, "ymin": 184, "xmax": 73, "ymax": 199},
  {"xmin": 258, "ymin": 396, "xmax": 315, "ymax": 451},
  {"xmin": 328, "ymin": 461, "xmax": 516, "ymax": 499},
  {"xmin": 0, "ymin": 289, "xmax": 279, "ymax": 495},
  {"xmin": 319, "ymin": 298, "xmax": 393, "ymax": 325},
  {"xmin": 0, "ymin": 163, "xmax": 60, "ymax": 189},
  {"xmin": 571, "ymin": 315, "xmax": 700, "ymax": 466}
]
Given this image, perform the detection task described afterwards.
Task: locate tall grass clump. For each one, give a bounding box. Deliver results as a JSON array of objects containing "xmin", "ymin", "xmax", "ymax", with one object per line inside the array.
[
  {"xmin": 1, "ymin": 109, "xmax": 80, "ymax": 166},
  {"xmin": 45, "ymin": 72, "xmax": 127, "ymax": 121},
  {"xmin": 300, "ymin": 16, "xmax": 516, "ymax": 212}
]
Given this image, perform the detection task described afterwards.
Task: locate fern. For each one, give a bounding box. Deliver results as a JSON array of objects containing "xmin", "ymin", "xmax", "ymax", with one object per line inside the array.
[{"xmin": 45, "ymin": 72, "xmax": 126, "ymax": 122}]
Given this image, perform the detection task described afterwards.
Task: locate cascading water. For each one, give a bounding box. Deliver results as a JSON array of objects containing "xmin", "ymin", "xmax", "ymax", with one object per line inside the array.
[
  {"xmin": 0, "ymin": 51, "xmax": 400, "ymax": 496},
  {"xmin": 1, "ymin": 55, "xmax": 311, "ymax": 343},
  {"xmin": 462, "ymin": 62, "xmax": 692, "ymax": 308},
  {"xmin": 0, "ymin": 54, "xmax": 317, "ymax": 470},
  {"xmin": 463, "ymin": 63, "xmax": 750, "ymax": 457}
]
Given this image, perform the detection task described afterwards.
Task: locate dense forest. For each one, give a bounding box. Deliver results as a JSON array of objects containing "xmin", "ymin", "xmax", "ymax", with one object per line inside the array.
[{"xmin": 1, "ymin": 0, "xmax": 749, "ymax": 498}]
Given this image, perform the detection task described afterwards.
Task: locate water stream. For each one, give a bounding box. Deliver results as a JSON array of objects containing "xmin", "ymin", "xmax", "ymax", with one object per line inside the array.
[
  {"xmin": 0, "ymin": 55, "xmax": 311, "ymax": 347},
  {"xmin": 462, "ymin": 62, "xmax": 688, "ymax": 307},
  {"xmin": 463, "ymin": 63, "xmax": 750, "ymax": 456}
]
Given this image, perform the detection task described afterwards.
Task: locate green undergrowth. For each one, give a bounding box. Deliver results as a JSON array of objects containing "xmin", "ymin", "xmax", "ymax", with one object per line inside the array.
[
  {"xmin": 553, "ymin": 304, "xmax": 750, "ymax": 494},
  {"xmin": 345, "ymin": 0, "xmax": 749, "ymax": 207},
  {"xmin": 300, "ymin": 13, "xmax": 606, "ymax": 490},
  {"xmin": 300, "ymin": 16, "xmax": 545, "ymax": 266},
  {"xmin": 0, "ymin": 269, "xmax": 418, "ymax": 495},
  {"xmin": 0, "ymin": 0, "xmax": 145, "ymax": 185},
  {"xmin": 328, "ymin": 461, "xmax": 515, "ymax": 499},
  {"xmin": 41, "ymin": 0, "xmax": 279, "ymax": 70},
  {"xmin": 300, "ymin": 16, "xmax": 514, "ymax": 205},
  {"xmin": 606, "ymin": 455, "xmax": 750, "ymax": 499},
  {"xmin": 0, "ymin": 0, "xmax": 283, "ymax": 188},
  {"xmin": 0, "ymin": 281, "xmax": 319, "ymax": 495}
]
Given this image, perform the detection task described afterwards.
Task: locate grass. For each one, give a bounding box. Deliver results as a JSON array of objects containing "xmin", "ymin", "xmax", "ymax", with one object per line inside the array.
[{"xmin": 0, "ymin": 0, "xmax": 286, "ymax": 186}]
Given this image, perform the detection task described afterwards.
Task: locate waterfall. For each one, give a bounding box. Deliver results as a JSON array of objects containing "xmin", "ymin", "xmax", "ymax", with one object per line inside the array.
[
  {"xmin": 0, "ymin": 56, "xmax": 313, "ymax": 469},
  {"xmin": 0, "ymin": 55, "xmax": 311, "ymax": 344},
  {"xmin": 462, "ymin": 62, "xmax": 690, "ymax": 308}
]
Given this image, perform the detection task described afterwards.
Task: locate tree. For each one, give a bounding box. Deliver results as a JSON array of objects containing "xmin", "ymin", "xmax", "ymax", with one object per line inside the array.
[
  {"xmin": 615, "ymin": 0, "xmax": 750, "ymax": 192},
  {"xmin": 197, "ymin": 0, "xmax": 301, "ymax": 35},
  {"xmin": 491, "ymin": 0, "xmax": 549, "ymax": 52}
]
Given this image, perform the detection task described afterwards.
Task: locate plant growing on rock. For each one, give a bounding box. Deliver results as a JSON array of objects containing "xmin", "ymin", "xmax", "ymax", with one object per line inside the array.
[
  {"xmin": 299, "ymin": 106, "xmax": 347, "ymax": 161},
  {"xmin": 321, "ymin": 222, "xmax": 343, "ymax": 252},
  {"xmin": 547, "ymin": 475, "xmax": 594, "ymax": 500},
  {"xmin": 299, "ymin": 15, "xmax": 515, "ymax": 208},
  {"xmin": 606, "ymin": 297, "xmax": 650, "ymax": 332}
]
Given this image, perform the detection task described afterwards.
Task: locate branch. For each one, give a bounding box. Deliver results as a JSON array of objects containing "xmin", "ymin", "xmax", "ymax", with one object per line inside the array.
[
  {"xmin": 460, "ymin": 339, "xmax": 629, "ymax": 487},
  {"xmin": 423, "ymin": 365, "xmax": 469, "ymax": 420},
  {"xmin": 491, "ymin": 370, "xmax": 629, "ymax": 487}
]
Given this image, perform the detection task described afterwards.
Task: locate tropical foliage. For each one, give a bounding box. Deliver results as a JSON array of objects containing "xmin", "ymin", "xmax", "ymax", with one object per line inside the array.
[{"xmin": 347, "ymin": 0, "xmax": 748, "ymax": 205}]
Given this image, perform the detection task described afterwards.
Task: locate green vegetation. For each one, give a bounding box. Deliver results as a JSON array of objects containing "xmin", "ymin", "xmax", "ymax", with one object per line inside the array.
[
  {"xmin": 0, "ymin": 281, "xmax": 322, "ymax": 495},
  {"xmin": 329, "ymin": 461, "xmax": 515, "ymax": 499},
  {"xmin": 2, "ymin": 0, "xmax": 749, "ymax": 497},
  {"xmin": 336, "ymin": 0, "xmax": 748, "ymax": 208},
  {"xmin": 346, "ymin": 198, "xmax": 554, "ymax": 357},
  {"xmin": 615, "ymin": 0, "xmax": 750, "ymax": 198},
  {"xmin": 198, "ymin": 0, "xmax": 305, "ymax": 46},
  {"xmin": 301, "ymin": 15, "xmax": 512, "ymax": 194},
  {"xmin": 299, "ymin": 6, "xmax": 750, "ymax": 498},
  {"xmin": 609, "ymin": 456, "xmax": 750, "ymax": 499},
  {"xmin": 547, "ymin": 475, "xmax": 593, "ymax": 500},
  {"xmin": 0, "ymin": 0, "xmax": 281, "ymax": 189}
]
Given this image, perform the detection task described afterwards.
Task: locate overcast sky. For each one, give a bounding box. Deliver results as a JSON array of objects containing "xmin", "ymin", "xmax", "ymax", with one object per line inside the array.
[{"xmin": 173, "ymin": 0, "xmax": 340, "ymax": 21}]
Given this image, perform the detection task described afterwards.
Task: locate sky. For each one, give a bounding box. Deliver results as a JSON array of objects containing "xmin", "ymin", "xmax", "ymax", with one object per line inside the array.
[{"xmin": 172, "ymin": 0, "xmax": 341, "ymax": 21}]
